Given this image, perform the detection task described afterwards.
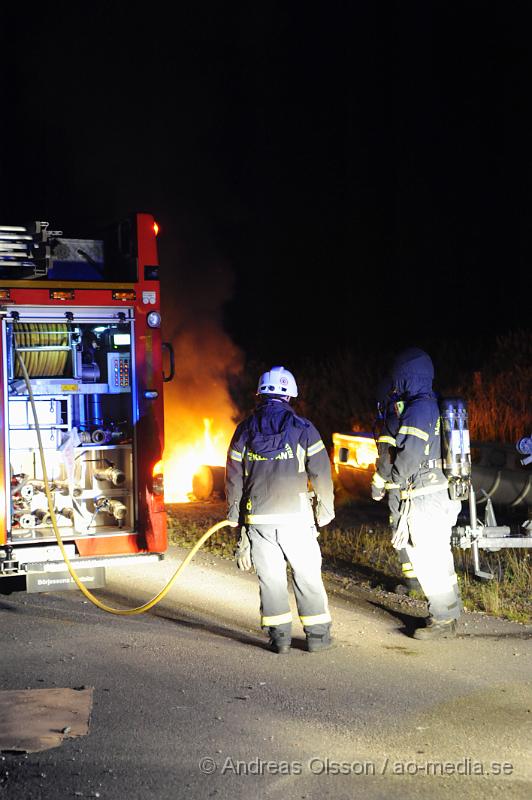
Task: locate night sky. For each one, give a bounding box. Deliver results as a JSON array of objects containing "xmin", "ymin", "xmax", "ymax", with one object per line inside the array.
[{"xmin": 1, "ymin": 4, "xmax": 531, "ymax": 368}]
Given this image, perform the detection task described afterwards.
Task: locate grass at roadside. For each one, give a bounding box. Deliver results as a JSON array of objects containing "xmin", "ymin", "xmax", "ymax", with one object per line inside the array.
[
  {"xmin": 318, "ymin": 520, "xmax": 532, "ymax": 625},
  {"xmin": 454, "ymin": 547, "xmax": 531, "ymax": 623},
  {"xmin": 165, "ymin": 501, "xmax": 532, "ymax": 625}
]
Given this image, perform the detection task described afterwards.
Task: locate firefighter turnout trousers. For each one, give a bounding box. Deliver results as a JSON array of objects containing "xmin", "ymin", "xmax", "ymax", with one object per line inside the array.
[
  {"xmin": 247, "ymin": 523, "xmax": 331, "ymax": 643},
  {"xmin": 402, "ymin": 490, "xmax": 462, "ymax": 622}
]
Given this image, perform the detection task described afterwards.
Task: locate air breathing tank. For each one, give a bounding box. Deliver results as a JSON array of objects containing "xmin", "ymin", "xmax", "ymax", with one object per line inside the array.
[{"xmin": 440, "ymin": 397, "xmax": 471, "ymax": 500}]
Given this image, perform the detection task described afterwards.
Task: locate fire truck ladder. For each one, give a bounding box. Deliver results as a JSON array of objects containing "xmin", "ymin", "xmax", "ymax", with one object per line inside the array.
[{"xmin": 0, "ymin": 223, "xmax": 59, "ymax": 279}]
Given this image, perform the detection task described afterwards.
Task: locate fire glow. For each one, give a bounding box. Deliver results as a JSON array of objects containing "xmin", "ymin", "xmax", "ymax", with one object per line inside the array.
[
  {"xmin": 332, "ymin": 433, "xmax": 378, "ymax": 471},
  {"xmin": 163, "ymin": 418, "xmax": 229, "ymax": 503}
]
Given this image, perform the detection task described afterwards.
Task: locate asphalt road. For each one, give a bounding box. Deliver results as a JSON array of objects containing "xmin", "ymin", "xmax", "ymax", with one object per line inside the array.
[{"xmin": 1, "ymin": 543, "xmax": 531, "ymax": 800}]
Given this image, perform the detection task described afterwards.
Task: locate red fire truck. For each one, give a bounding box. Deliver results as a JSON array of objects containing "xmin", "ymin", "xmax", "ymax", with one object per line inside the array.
[{"xmin": 0, "ymin": 213, "xmax": 170, "ymax": 593}]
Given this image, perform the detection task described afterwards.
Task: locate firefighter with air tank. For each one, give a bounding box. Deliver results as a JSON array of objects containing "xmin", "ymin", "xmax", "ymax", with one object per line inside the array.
[{"xmin": 371, "ymin": 348, "xmax": 468, "ymax": 640}]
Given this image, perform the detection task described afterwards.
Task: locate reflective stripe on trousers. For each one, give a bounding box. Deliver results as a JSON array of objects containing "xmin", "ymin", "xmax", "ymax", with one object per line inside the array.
[{"xmin": 247, "ymin": 523, "xmax": 331, "ymax": 637}]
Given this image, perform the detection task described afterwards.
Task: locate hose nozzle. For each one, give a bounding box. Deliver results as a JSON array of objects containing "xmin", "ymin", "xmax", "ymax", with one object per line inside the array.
[
  {"xmin": 95, "ymin": 496, "xmax": 127, "ymax": 526},
  {"xmin": 94, "ymin": 465, "xmax": 126, "ymax": 486},
  {"xmin": 34, "ymin": 508, "xmax": 53, "ymax": 525}
]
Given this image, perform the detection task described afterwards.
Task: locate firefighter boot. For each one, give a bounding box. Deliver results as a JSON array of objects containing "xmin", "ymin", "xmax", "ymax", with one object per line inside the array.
[
  {"xmin": 413, "ymin": 618, "xmax": 457, "ymax": 640},
  {"xmin": 306, "ymin": 624, "xmax": 333, "ymax": 653},
  {"xmin": 268, "ymin": 628, "xmax": 291, "ymax": 655}
]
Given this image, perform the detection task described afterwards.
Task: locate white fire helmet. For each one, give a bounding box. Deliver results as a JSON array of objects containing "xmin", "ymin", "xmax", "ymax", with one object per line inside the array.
[{"xmin": 257, "ymin": 366, "xmax": 298, "ymax": 399}]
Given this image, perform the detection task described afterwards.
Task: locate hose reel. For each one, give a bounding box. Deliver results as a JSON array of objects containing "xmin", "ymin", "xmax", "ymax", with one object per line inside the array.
[{"xmin": 13, "ymin": 323, "xmax": 70, "ymax": 378}]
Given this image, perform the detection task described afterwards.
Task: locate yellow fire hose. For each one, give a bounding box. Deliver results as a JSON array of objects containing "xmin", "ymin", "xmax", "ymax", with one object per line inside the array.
[{"xmin": 16, "ymin": 350, "xmax": 231, "ymax": 615}]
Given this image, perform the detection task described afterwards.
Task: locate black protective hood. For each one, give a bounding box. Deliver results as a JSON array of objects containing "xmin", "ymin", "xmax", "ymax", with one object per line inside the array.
[{"xmin": 391, "ymin": 347, "xmax": 435, "ymax": 398}]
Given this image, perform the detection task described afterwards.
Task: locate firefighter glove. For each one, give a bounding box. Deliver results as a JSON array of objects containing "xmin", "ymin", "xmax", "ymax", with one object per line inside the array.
[
  {"xmin": 371, "ymin": 483, "xmax": 386, "ymax": 501},
  {"xmin": 371, "ymin": 472, "xmax": 386, "ymax": 502},
  {"xmin": 234, "ymin": 528, "xmax": 252, "ymax": 571}
]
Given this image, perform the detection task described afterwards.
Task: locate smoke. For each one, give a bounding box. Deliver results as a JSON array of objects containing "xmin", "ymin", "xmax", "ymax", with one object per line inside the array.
[
  {"xmin": 159, "ymin": 227, "xmax": 244, "ymax": 453},
  {"xmin": 163, "ymin": 323, "xmax": 243, "ymax": 446}
]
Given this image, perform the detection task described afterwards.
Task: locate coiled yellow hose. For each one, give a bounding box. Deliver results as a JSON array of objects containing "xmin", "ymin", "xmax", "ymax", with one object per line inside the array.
[
  {"xmin": 15, "ymin": 349, "xmax": 230, "ymax": 615},
  {"xmin": 14, "ymin": 324, "xmax": 69, "ymax": 378}
]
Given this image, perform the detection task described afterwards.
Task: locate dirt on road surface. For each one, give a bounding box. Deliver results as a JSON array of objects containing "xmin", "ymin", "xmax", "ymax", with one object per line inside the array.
[{"xmin": 1, "ymin": 503, "xmax": 531, "ymax": 800}]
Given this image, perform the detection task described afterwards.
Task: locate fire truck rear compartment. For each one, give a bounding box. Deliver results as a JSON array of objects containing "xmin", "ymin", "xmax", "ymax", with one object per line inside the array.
[{"xmin": 5, "ymin": 313, "xmax": 137, "ymax": 554}]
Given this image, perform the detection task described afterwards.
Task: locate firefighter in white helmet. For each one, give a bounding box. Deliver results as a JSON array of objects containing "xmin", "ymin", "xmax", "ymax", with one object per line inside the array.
[{"xmin": 225, "ymin": 366, "xmax": 335, "ymax": 654}]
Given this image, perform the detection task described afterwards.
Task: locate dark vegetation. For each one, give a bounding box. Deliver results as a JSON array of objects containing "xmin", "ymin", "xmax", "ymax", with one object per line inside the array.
[{"xmin": 227, "ymin": 329, "xmax": 532, "ymax": 450}]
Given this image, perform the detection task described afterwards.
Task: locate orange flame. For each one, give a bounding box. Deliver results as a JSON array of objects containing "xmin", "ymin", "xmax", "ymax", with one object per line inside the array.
[{"xmin": 163, "ymin": 418, "xmax": 229, "ymax": 502}]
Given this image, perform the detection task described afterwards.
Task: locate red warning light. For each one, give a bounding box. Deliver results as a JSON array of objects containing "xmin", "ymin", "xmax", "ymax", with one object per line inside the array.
[{"xmin": 153, "ymin": 222, "xmax": 159, "ymax": 236}]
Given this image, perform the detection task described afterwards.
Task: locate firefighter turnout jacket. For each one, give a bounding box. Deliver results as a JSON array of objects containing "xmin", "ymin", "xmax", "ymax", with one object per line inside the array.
[{"xmin": 225, "ymin": 399, "xmax": 334, "ymax": 527}]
